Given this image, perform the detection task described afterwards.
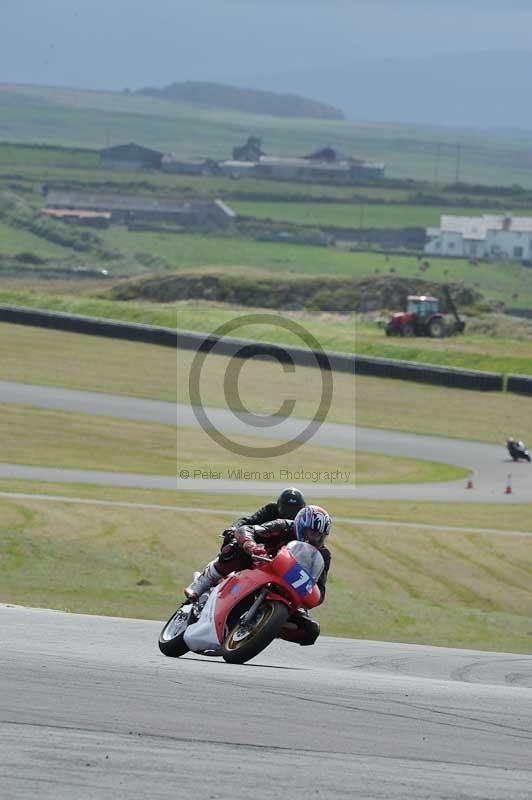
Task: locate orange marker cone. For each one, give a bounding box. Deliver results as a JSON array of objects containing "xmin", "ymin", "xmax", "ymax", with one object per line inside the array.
[
  {"xmin": 466, "ymin": 478, "xmax": 474, "ymax": 489},
  {"xmin": 504, "ymin": 474, "xmax": 513, "ymax": 495}
]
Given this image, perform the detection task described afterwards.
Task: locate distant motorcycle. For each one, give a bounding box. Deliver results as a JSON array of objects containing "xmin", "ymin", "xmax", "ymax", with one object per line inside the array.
[
  {"xmin": 159, "ymin": 541, "xmax": 324, "ymax": 665},
  {"xmin": 507, "ymin": 439, "xmax": 531, "ymax": 463}
]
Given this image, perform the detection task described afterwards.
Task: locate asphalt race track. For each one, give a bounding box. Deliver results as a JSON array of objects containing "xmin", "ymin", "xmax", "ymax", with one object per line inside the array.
[
  {"xmin": 1, "ymin": 380, "xmax": 531, "ymax": 502},
  {"xmin": 2, "ymin": 605, "xmax": 532, "ymax": 800}
]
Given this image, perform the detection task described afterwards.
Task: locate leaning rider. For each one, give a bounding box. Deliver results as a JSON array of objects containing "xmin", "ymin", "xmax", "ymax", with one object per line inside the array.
[
  {"xmin": 184, "ymin": 503, "xmax": 332, "ymax": 647},
  {"xmin": 507, "ymin": 437, "xmax": 518, "ymax": 455},
  {"xmin": 185, "ymin": 487, "xmax": 305, "ymax": 600}
]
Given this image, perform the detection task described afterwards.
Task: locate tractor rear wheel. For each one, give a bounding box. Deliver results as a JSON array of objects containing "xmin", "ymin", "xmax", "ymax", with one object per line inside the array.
[{"xmin": 428, "ymin": 317, "xmax": 446, "ymax": 338}]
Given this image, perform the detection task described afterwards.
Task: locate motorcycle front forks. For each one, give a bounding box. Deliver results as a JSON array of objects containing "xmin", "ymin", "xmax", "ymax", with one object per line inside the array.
[{"xmin": 241, "ymin": 587, "xmax": 269, "ymax": 626}]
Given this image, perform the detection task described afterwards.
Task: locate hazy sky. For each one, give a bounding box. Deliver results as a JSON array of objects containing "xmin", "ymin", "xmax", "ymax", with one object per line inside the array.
[{"xmin": 2, "ymin": 0, "xmax": 532, "ymax": 92}]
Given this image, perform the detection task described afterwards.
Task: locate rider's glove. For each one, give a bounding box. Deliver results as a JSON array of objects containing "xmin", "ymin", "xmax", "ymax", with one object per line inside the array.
[
  {"xmin": 221, "ymin": 526, "xmax": 236, "ymax": 544},
  {"xmin": 241, "ymin": 539, "xmax": 267, "ymax": 558}
]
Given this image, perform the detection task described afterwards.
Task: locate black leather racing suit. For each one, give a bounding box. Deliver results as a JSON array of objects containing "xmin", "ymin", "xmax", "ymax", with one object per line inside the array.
[{"xmin": 220, "ymin": 502, "xmax": 287, "ymax": 544}]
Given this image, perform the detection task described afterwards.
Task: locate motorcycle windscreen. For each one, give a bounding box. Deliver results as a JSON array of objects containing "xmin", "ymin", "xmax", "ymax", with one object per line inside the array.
[{"xmin": 286, "ymin": 541, "xmax": 324, "ymax": 580}]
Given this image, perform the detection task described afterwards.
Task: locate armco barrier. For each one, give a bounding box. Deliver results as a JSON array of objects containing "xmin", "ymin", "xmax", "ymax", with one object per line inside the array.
[
  {"xmin": 507, "ymin": 374, "xmax": 532, "ymax": 397},
  {"xmin": 176, "ymin": 329, "xmax": 355, "ymax": 374},
  {"xmin": 0, "ymin": 304, "xmax": 177, "ymax": 347},
  {"xmin": 0, "ymin": 304, "xmax": 506, "ymax": 389},
  {"xmin": 355, "ymin": 354, "xmax": 503, "ymax": 391}
]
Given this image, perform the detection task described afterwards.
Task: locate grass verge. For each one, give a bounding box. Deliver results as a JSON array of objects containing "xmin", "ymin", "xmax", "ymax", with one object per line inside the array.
[
  {"xmin": 1, "ymin": 481, "xmax": 531, "ymax": 530},
  {"xmin": 354, "ymin": 374, "xmax": 532, "ymax": 445},
  {"xmin": 2, "ymin": 403, "xmax": 356, "ymax": 480},
  {"xmin": 2, "ymin": 404, "xmax": 469, "ymax": 484},
  {"xmin": 355, "ymin": 322, "xmax": 532, "ymax": 377},
  {"xmin": 1, "ymin": 484, "xmax": 531, "ymax": 652},
  {"xmin": 0, "ymin": 322, "xmax": 178, "ymax": 401}
]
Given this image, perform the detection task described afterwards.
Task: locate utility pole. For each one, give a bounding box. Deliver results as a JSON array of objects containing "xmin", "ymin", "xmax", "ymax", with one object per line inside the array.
[
  {"xmin": 434, "ymin": 143, "xmax": 442, "ymax": 185},
  {"xmin": 455, "ymin": 143, "xmax": 462, "ymax": 184}
]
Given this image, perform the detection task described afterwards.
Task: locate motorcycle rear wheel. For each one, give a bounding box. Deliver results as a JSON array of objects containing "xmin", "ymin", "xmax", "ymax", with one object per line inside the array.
[
  {"xmin": 158, "ymin": 606, "xmax": 192, "ymax": 657},
  {"xmin": 222, "ymin": 600, "xmax": 289, "ymax": 664}
]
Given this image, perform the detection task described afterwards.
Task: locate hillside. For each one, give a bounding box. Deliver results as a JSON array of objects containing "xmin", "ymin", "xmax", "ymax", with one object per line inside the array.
[
  {"xmin": 3, "ymin": 83, "xmax": 532, "ymax": 185},
  {"xmin": 134, "ymin": 81, "xmax": 344, "ymax": 121}
]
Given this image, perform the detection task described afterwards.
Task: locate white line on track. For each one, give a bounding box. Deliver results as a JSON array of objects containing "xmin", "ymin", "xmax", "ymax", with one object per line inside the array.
[{"xmin": 1, "ymin": 491, "xmax": 531, "ymax": 537}]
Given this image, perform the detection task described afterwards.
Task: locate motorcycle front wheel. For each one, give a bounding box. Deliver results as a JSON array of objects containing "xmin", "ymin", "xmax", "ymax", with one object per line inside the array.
[
  {"xmin": 222, "ymin": 600, "xmax": 289, "ymax": 664},
  {"xmin": 158, "ymin": 605, "xmax": 193, "ymax": 657}
]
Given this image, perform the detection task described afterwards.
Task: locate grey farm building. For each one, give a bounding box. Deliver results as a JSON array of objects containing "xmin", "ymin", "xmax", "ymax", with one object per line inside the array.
[{"xmin": 42, "ymin": 188, "xmax": 236, "ymax": 230}]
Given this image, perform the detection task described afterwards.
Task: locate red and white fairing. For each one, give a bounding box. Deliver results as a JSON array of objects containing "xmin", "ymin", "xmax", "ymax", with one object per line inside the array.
[{"xmin": 183, "ymin": 541, "xmax": 323, "ymax": 655}]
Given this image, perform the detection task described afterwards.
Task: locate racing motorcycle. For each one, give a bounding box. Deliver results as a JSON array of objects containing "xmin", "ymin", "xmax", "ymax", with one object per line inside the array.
[
  {"xmin": 158, "ymin": 540, "xmax": 324, "ymax": 665},
  {"xmin": 507, "ymin": 440, "xmax": 531, "ymax": 462}
]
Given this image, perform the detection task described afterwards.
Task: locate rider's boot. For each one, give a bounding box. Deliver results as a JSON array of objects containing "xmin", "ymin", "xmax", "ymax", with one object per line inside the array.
[{"xmin": 184, "ymin": 560, "xmax": 222, "ymax": 600}]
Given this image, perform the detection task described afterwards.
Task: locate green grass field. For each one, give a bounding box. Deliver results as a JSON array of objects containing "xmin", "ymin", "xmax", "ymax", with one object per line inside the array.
[
  {"xmin": 231, "ymin": 200, "xmax": 532, "ymax": 230},
  {"xmin": 0, "ymin": 221, "xmax": 72, "ymax": 258},
  {"xmin": 96, "ymin": 226, "xmax": 393, "ymax": 275},
  {"xmin": 0, "ymin": 142, "xmax": 98, "ymax": 168}
]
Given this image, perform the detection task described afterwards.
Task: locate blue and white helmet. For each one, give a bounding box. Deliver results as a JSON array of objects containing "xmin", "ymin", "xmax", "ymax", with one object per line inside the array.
[{"xmin": 294, "ymin": 505, "xmax": 331, "ymax": 548}]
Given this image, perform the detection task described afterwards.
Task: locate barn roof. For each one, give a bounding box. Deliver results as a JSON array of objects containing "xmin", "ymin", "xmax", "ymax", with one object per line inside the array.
[
  {"xmin": 100, "ymin": 142, "xmax": 163, "ymax": 159},
  {"xmin": 439, "ymin": 214, "xmax": 532, "ymax": 240}
]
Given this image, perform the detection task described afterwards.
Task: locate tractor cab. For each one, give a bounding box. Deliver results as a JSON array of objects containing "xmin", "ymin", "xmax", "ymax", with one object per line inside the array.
[{"xmin": 406, "ymin": 295, "xmax": 440, "ymax": 317}]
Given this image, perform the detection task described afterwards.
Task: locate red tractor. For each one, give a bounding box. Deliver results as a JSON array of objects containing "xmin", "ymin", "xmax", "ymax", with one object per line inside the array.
[{"xmin": 385, "ymin": 288, "xmax": 465, "ymax": 338}]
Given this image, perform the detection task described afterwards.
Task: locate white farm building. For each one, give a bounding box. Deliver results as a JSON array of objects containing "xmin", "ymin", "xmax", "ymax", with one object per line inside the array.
[{"xmin": 425, "ymin": 214, "xmax": 532, "ymax": 261}]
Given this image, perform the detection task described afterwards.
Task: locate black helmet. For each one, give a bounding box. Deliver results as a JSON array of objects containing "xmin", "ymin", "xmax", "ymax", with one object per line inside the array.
[{"xmin": 277, "ymin": 487, "xmax": 305, "ymax": 519}]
